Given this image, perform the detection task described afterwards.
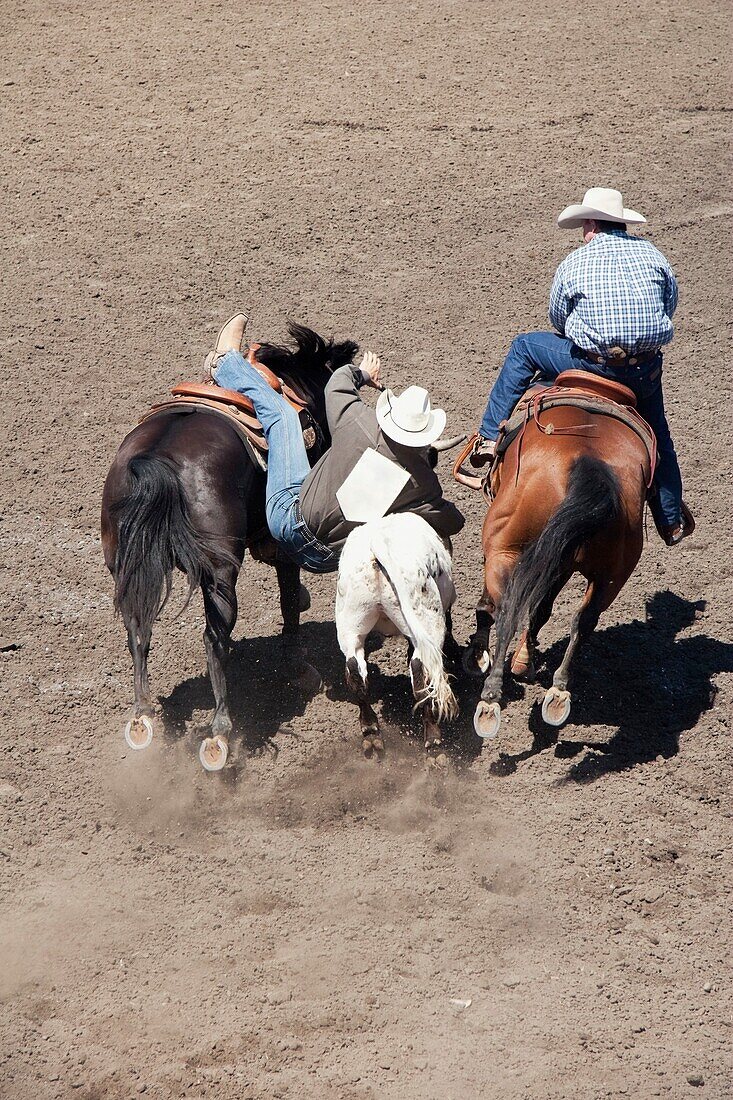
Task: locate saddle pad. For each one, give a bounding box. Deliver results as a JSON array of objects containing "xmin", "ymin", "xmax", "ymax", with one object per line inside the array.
[
  {"xmin": 172, "ymin": 380, "xmax": 308, "ymax": 416},
  {"xmin": 497, "ymin": 387, "xmax": 656, "ymax": 480},
  {"xmin": 139, "ymin": 402, "xmax": 268, "ymax": 472}
]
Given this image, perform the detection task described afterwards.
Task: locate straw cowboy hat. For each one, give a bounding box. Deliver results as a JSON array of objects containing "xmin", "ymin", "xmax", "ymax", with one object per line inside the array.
[
  {"xmin": 376, "ymin": 385, "xmax": 447, "ymax": 447},
  {"xmin": 557, "ymin": 187, "xmax": 646, "ymax": 230}
]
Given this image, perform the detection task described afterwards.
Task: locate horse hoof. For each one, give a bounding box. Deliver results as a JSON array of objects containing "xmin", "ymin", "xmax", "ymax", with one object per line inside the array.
[
  {"xmin": 474, "ymin": 700, "xmax": 501, "ymax": 740},
  {"xmin": 542, "ymin": 687, "xmax": 571, "ymax": 727},
  {"xmin": 124, "ymin": 715, "xmax": 153, "ymax": 751},
  {"xmin": 199, "ymin": 736, "xmax": 229, "ymax": 772},
  {"xmin": 462, "ymin": 646, "xmax": 491, "ymax": 677},
  {"xmin": 298, "ymin": 583, "xmax": 311, "ymax": 613},
  {"xmin": 362, "ymin": 734, "xmax": 384, "ymax": 760}
]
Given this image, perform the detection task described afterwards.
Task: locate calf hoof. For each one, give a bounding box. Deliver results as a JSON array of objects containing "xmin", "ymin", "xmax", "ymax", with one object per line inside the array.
[
  {"xmin": 511, "ymin": 644, "xmax": 535, "ymax": 682},
  {"xmin": 199, "ymin": 735, "xmax": 229, "ymax": 772},
  {"xmin": 541, "ymin": 687, "xmax": 571, "ymax": 727},
  {"xmin": 473, "ymin": 700, "xmax": 501, "ymax": 740},
  {"xmin": 462, "ymin": 644, "xmax": 491, "ymax": 678},
  {"xmin": 124, "ymin": 715, "xmax": 154, "ymax": 751}
]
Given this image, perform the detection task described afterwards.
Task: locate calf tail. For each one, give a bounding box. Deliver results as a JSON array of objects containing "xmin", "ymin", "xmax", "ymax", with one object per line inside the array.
[{"xmin": 370, "ymin": 527, "xmax": 458, "ymax": 722}]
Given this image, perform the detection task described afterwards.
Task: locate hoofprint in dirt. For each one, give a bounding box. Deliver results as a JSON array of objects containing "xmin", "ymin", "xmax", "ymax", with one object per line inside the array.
[{"xmin": 1, "ymin": 0, "xmax": 732, "ymax": 1097}]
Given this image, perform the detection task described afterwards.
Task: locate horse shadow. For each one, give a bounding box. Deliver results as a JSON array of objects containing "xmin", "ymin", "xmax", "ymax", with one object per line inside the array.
[
  {"xmin": 158, "ymin": 620, "xmax": 343, "ymax": 755},
  {"xmin": 487, "ymin": 591, "xmax": 733, "ymax": 782}
]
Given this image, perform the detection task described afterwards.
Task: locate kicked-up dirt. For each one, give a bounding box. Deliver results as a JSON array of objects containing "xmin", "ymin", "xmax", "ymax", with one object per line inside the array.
[{"xmin": 1, "ymin": 0, "xmax": 732, "ymax": 1097}]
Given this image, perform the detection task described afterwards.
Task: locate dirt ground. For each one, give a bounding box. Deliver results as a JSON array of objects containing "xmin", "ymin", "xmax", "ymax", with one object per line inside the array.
[{"xmin": 1, "ymin": 1, "xmax": 732, "ymax": 1097}]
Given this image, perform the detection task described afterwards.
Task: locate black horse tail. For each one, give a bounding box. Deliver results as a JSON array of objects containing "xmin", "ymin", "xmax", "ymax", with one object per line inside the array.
[
  {"xmin": 496, "ymin": 455, "xmax": 621, "ymax": 646},
  {"xmin": 111, "ymin": 454, "xmax": 222, "ymax": 639}
]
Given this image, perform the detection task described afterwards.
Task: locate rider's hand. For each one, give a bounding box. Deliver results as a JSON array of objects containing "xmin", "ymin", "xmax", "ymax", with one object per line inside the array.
[{"xmin": 358, "ymin": 351, "xmax": 383, "ymax": 390}]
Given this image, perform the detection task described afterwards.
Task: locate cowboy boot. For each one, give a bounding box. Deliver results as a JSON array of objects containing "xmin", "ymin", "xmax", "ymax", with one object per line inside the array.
[
  {"xmin": 660, "ymin": 501, "xmax": 696, "ymax": 546},
  {"xmin": 204, "ymin": 313, "xmax": 248, "ymax": 377}
]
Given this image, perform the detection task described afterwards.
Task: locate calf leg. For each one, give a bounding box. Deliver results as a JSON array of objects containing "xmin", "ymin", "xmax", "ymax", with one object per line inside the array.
[
  {"xmin": 338, "ymin": 601, "xmax": 383, "ymax": 755},
  {"xmin": 410, "ymin": 656, "xmax": 443, "ymax": 751}
]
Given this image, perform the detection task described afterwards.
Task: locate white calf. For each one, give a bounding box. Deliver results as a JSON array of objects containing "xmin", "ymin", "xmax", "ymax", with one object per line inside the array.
[{"xmin": 335, "ymin": 513, "xmax": 458, "ymax": 754}]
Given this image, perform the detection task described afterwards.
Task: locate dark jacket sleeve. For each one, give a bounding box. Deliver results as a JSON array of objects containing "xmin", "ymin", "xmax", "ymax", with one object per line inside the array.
[
  {"xmin": 410, "ymin": 496, "xmax": 466, "ymax": 538},
  {"xmin": 324, "ymin": 365, "xmax": 368, "ymax": 436}
]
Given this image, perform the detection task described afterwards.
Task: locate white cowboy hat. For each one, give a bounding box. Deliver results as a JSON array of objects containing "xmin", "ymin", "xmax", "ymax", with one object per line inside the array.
[
  {"xmin": 557, "ymin": 187, "xmax": 646, "ymax": 229},
  {"xmin": 376, "ymin": 385, "xmax": 447, "ymax": 447}
]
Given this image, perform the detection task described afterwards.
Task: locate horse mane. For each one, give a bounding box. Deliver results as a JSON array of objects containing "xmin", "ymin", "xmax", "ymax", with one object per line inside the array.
[{"xmin": 256, "ymin": 322, "xmax": 359, "ymax": 380}]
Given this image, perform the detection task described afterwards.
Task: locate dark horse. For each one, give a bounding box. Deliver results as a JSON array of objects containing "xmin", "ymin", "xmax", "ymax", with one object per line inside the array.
[
  {"xmin": 465, "ymin": 375, "xmax": 654, "ymax": 740},
  {"xmin": 101, "ymin": 324, "xmax": 358, "ymax": 770}
]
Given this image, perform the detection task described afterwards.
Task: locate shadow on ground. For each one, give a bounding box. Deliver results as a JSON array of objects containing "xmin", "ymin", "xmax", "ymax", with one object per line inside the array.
[
  {"xmin": 487, "ymin": 591, "xmax": 733, "ymax": 782},
  {"xmin": 158, "ymin": 591, "xmax": 731, "ymax": 781},
  {"xmin": 158, "ymin": 620, "xmax": 343, "ymax": 754}
]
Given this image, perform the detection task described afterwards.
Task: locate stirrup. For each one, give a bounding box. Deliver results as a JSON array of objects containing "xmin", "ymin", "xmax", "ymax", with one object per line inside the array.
[{"xmin": 453, "ymin": 433, "xmax": 491, "ymax": 490}]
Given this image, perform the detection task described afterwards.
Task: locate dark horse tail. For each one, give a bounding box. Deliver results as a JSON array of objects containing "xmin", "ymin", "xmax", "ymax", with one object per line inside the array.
[
  {"xmin": 111, "ymin": 454, "xmax": 222, "ymax": 638},
  {"xmin": 496, "ymin": 455, "xmax": 621, "ymax": 645}
]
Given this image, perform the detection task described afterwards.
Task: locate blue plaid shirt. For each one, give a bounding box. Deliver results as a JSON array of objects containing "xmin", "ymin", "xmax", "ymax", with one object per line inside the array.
[{"xmin": 549, "ymin": 230, "xmax": 678, "ymax": 355}]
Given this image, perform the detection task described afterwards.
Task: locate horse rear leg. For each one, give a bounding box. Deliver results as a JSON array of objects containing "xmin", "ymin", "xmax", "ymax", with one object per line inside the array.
[
  {"xmin": 275, "ymin": 558, "xmax": 322, "ymax": 694},
  {"xmin": 511, "ymin": 575, "xmax": 567, "ymax": 681},
  {"xmin": 199, "ymin": 567, "xmax": 238, "ymax": 771},
  {"xmin": 542, "ymin": 578, "xmax": 609, "ymax": 727},
  {"xmin": 473, "ymin": 554, "xmax": 518, "ymax": 740},
  {"xmin": 123, "ymin": 615, "xmax": 155, "ymax": 750}
]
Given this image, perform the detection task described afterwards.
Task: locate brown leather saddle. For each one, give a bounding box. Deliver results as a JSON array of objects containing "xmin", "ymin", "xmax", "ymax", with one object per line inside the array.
[
  {"xmin": 454, "ymin": 369, "xmax": 657, "ymax": 495},
  {"xmin": 138, "ymin": 346, "xmax": 320, "ymax": 472}
]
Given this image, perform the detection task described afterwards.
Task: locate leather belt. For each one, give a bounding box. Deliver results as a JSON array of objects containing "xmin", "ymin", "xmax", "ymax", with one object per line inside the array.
[{"xmin": 582, "ymin": 346, "xmax": 661, "ymax": 369}]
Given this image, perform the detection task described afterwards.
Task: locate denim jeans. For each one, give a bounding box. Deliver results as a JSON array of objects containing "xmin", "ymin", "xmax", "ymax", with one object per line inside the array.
[
  {"xmin": 214, "ymin": 351, "xmax": 337, "ymax": 573},
  {"xmin": 478, "ymin": 331, "xmax": 683, "ymax": 528}
]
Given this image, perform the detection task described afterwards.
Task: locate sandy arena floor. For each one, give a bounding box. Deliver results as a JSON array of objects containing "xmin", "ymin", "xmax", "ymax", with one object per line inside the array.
[{"xmin": 1, "ymin": 1, "xmax": 732, "ymax": 1097}]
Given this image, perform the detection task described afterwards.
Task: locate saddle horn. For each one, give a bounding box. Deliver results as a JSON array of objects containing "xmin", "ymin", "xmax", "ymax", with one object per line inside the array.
[{"xmin": 432, "ymin": 434, "xmax": 467, "ymax": 452}]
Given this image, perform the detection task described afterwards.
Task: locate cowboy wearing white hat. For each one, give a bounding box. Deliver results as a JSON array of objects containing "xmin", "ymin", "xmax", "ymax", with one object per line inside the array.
[
  {"xmin": 206, "ymin": 314, "xmax": 464, "ymax": 573},
  {"xmin": 460, "ymin": 186, "xmax": 693, "ymax": 546}
]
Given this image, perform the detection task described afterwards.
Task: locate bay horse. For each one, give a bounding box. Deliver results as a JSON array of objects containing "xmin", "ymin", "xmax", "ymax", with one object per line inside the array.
[
  {"xmin": 463, "ymin": 373, "xmax": 655, "ymax": 740},
  {"xmin": 101, "ymin": 323, "xmax": 358, "ymax": 770}
]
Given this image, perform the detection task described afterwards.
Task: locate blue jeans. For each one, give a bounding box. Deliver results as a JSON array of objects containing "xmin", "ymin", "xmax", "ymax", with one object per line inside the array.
[
  {"xmin": 479, "ymin": 331, "xmax": 683, "ymax": 527},
  {"xmin": 214, "ymin": 352, "xmax": 337, "ymax": 573}
]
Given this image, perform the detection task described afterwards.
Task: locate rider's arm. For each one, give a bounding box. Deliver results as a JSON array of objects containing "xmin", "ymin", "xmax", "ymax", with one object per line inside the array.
[
  {"xmin": 323, "ymin": 364, "xmax": 369, "ymax": 436},
  {"xmin": 662, "ymin": 261, "xmax": 679, "ymax": 319},
  {"xmin": 548, "ymin": 263, "xmax": 572, "ymax": 335},
  {"xmin": 411, "ymin": 495, "xmax": 465, "ymax": 538}
]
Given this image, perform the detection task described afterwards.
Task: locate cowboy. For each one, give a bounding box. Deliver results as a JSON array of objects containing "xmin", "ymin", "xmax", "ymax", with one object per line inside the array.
[
  {"xmin": 206, "ymin": 314, "xmax": 465, "ymax": 573},
  {"xmin": 459, "ymin": 188, "xmax": 693, "ymax": 546}
]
